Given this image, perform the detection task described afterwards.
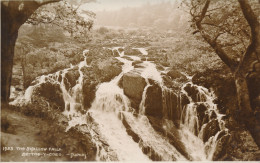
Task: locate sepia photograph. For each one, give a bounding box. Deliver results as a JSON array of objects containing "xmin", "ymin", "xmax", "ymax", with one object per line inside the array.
[{"xmin": 1, "ymin": 0, "xmax": 260, "ymax": 161}]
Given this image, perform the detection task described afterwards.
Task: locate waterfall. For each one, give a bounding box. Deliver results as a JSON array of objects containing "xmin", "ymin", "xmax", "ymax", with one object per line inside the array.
[
  {"xmin": 10, "ymin": 49, "xmax": 90, "ymax": 120},
  {"xmin": 10, "ymin": 47, "xmax": 228, "ymax": 161},
  {"xmin": 66, "ymin": 50, "xmax": 187, "ymax": 161},
  {"xmin": 178, "ymin": 81, "xmax": 228, "ymax": 160},
  {"xmin": 139, "ymin": 78, "xmax": 150, "ymax": 115},
  {"xmin": 110, "ymin": 47, "xmax": 125, "ymax": 57},
  {"xmin": 133, "ymin": 48, "xmax": 148, "ymax": 55},
  {"xmin": 75, "ymin": 57, "xmax": 150, "ymax": 161}
]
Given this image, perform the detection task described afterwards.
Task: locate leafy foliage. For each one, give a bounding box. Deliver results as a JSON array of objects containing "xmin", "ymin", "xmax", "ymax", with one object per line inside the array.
[
  {"xmin": 14, "ymin": 24, "xmax": 85, "ymax": 88},
  {"xmin": 27, "ymin": 0, "xmax": 96, "ymax": 37},
  {"xmin": 164, "ymin": 31, "xmax": 224, "ymax": 74},
  {"xmin": 183, "ymin": 0, "xmax": 260, "ymax": 69}
]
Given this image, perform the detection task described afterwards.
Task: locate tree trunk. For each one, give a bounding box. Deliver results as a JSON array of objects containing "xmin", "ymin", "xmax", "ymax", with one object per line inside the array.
[
  {"xmin": 1, "ymin": 29, "xmax": 18, "ymax": 103},
  {"xmin": 21, "ymin": 48, "xmax": 27, "ymax": 89},
  {"xmin": 1, "ymin": 1, "xmax": 59, "ymax": 103},
  {"xmin": 191, "ymin": 0, "xmax": 260, "ymax": 147},
  {"xmin": 1, "ymin": 3, "xmax": 20, "ymax": 103},
  {"xmin": 235, "ymin": 71, "xmax": 260, "ymax": 147}
]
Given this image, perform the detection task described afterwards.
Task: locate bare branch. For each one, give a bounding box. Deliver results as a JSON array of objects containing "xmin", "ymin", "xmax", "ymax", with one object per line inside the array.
[
  {"xmin": 238, "ymin": 0, "xmax": 260, "ymax": 61},
  {"xmin": 193, "ymin": 0, "xmax": 239, "ymax": 71}
]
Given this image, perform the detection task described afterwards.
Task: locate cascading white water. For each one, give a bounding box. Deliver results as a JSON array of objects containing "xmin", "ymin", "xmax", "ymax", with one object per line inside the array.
[
  {"xmin": 179, "ymin": 81, "xmax": 228, "ymax": 160},
  {"xmin": 133, "ymin": 48, "xmax": 148, "ymax": 55},
  {"xmin": 66, "ymin": 48, "xmax": 188, "ymax": 161},
  {"xmin": 122, "ymin": 112, "xmax": 187, "ymax": 161},
  {"xmin": 81, "ymin": 57, "xmax": 151, "ymax": 161},
  {"xmin": 63, "ymin": 49, "xmax": 90, "ymax": 119},
  {"xmin": 109, "ymin": 47, "xmax": 125, "ymax": 57},
  {"xmin": 88, "ymin": 55, "xmax": 188, "ymax": 161},
  {"xmin": 11, "ymin": 49, "xmax": 90, "ymax": 121},
  {"xmin": 10, "ymin": 46, "xmax": 229, "ymax": 161},
  {"xmin": 10, "ymin": 75, "xmax": 47, "ymax": 105},
  {"xmin": 139, "ymin": 78, "xmax": 150, "ymax": 115}
]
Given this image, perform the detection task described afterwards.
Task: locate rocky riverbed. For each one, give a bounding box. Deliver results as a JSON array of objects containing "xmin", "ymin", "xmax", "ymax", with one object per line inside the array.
[{"xmin": 6, "ymin": 46, "xmax": 260, "ymax": 161}]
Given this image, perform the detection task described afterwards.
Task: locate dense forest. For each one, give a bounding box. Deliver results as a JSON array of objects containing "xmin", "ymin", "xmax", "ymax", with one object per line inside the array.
[{"xmin": 1, "ymin": 0, "xmax": 260, "ymax": 161}]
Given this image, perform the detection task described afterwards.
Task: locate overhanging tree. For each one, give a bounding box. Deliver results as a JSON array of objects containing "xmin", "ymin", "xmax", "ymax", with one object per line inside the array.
[
  {"xmin": 185, "ymin": 0, "xmax": 260, "ymax": 146},
  {"xmin": 2, "ymin": 0, "xmax": 59, "ymax": 103},
  {"xmin": 27, "ymin": 0, "xmax": 95, "ymax": 38},
  {"xmin": 1, "ymin": 0, "xmax": 95, "ymax": 103}
]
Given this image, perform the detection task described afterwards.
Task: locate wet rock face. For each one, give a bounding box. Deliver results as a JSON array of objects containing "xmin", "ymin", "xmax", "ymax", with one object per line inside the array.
[
  {"xmin": 88, "ymin": 47, "xmax": 113, "ymax": 58},
  {"xmin": 145, "ymin": 80, "xmax": 163, "ymax": 118},
  {"xmin": 80, "ymin": 67, "xmax": 99, "ymax": 110},
  {"xmin": 191, "ymin": 67, "xmax": 260, "ymax": 159},
  {"xmin": 124, "ymin": 47, "xmax": 143, "ymax": 56},
  {"xmin": 211, "ymin": 134, "xmax": 230, "ymax": 160},
  {"xmin": 86, "ymin": 57, "xmax": 93, "ymax": 65},
  {"xmin": 196, "ymin": 103, "xmax": 207, "ymax": 130},
  {"xmin": 82, "ymin": 79, "xmax": 98, "ymax": 109},
  {"xmin": 132, "ymin": 60, "xmax": 143, "ymax": 67},
  {"xmin": 64, "ymin": 67, "xmax": 80, "ymax": 91},
  {"xmin": 192, "ymin": 69, "xmax": 236, "ymax": 115},
  {"xmin": 162, "ymin": 89, "xmax": 181, "ymax": 126},
  {"xmin": 167, "ymin": 68, "xmax": 187, "ymax": 82},
  {"xmin": 121, "ymin": 56, "xmax": 134, "ymax": 61},
  {"xmin": 213, "ymin": 130, "xmax": 260, "ymax": 161},
  {"xmin": 147, "ymin": 116, "xmax": 192, "ymax": 160},
  {"xmin": 118, "ymin": 48, "xmax": 124, "ymax": 53},
  {"xmin": 202, "ymin": 119, "xmax": 220, "ymax": 142},
  {"xmin": 93, "ymin": 57, "xmax": 122, "ymax": 82},
  {"xmin": 119, "ymin": 72, "xmax": 147, "ymax": 110},
  {"xmin": 183, "ymin": 83, "xmax": 200, "ymax": 102},
  {"xmin": 112, "ymin": 49, "xmax": 120, "ymax": 57},
  {"xmin": 34, "ymin": 81, "xmax": 65, "ymax": 111},
  {"xmin": 180, "ymin": 93, "xmax": 190, "ymax": 106},
  {"xmin": 63, "ymin": 56, "xmax": 123, "ymax": 110},
  {"xmin": 121, "ymin": 113, "xmax": 141, "ymax": 143},
  {"xmin": 45, "ymin": 124, "xmax": 97, "ymax": 161}
]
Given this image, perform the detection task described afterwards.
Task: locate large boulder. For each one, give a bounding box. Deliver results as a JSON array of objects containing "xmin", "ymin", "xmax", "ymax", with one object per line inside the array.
[
  {"xmin": 82, "ymin": 78, "xmax": 98, "ymax": 109},
  {"xmin": 202, "ymin": 119, "xmax": 220, "ymax": 142},
  {"xmin": 162, "ymin": 89, "xmax": 181, "ymax": 126},
  {"xmin": 183, "ymin": 83, "xmax": 200, "ymax": 102},
  {"xmin": 180, "ymin": 92, "xmax": 190, "ymax": 107},
  {"xmin": 88, "ymin": 47, "xmax": 113, "ymax": 58},
  {"xmin": 118, "ymin": 47, "xmax": 124, "ymax": 53},
  {"xmin": 93, "ymin": 57, "xmax": 122, "ymax": 82},
  {"xmin": 64, "ymin": 67, "xmax": 80, "ymax": 91},
  {"xmin": 124, "ymin": 47, "xmax": 143, "ymax": 56},
  {"xmin": 144, "ymin": 80, "xmax": 163, "ymax": 118},
  {"xmin": 112, "ymin": 49, "xmax": 120, "ymax": 57},
  {"xmin": 119, "ymin": 71, "xmax": 147, "ymax": 110},
  {"xmin": 147, "ymin": 48, "xmax": 157, "ymax": 56},
  {"xmin": 86, "ymin": 56, "xmax": 93, "ymax": 65},
  {"xmin": 34, "ymin": 81, "xmax": 65, "ymax": 111},
  {"xmin": 192, "ymin": 68, "xmax": 236, "ymax": 115},
  {"xmin": 167, "ymin": 68, "xmax": 187, "ymax": 82},
  {"xmin": 212, "ymin": 130, "xmax": 260, "ymax": 161},
  {"xmin": 80, "ymin": 67, "xmax": 98, "ymax": 110},
  {"xmin": 196, "ymin": 103, "xmax": 207, "ymax": 130}
]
